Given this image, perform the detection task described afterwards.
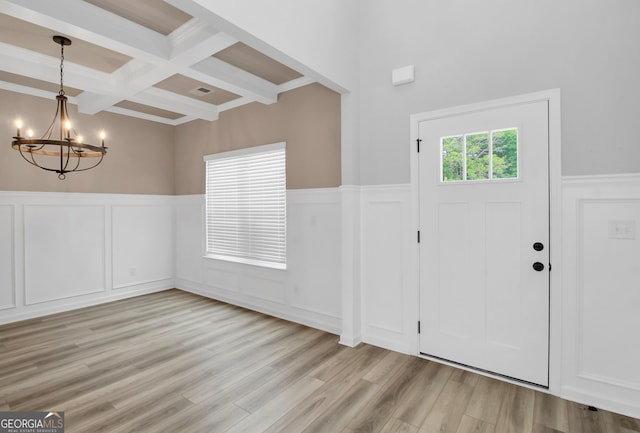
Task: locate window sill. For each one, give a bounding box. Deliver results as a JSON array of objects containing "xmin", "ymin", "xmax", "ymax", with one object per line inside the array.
[{"xmin": 203, "ymin": 254, "xmax": 287, "ymax": 271}]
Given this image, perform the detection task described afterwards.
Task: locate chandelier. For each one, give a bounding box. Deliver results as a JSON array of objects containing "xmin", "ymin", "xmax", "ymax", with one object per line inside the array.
[{"xmin": 11, "ymin": 36, "xmax": 107, "ymax": 180}]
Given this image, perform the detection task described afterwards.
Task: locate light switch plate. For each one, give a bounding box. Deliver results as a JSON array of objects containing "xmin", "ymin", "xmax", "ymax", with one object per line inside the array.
[{"xmin": 608, "ymin": 220, "xmax": 636, "ymax": 240}]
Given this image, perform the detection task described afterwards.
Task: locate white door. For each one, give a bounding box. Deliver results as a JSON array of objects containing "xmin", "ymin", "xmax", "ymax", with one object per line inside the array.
[{"xmin": 418, "ymin": 100, "xmax": 549, "ymax": 386}]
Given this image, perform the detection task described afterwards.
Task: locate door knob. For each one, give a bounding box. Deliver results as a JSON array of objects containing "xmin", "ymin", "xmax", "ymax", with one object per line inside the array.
[
  {"xmin": 533, "ymin": 242, "xmax": 544, "ymax": 251},
  {"xmin": 533, "ymin": 262, "xmax": 545, "ymax": 272}
]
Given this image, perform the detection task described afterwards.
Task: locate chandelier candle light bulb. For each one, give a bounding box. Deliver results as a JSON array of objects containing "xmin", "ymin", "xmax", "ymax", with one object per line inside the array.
[{"xmin": 9, "ymin": 35, "xmax": 107, "ymax": 180}]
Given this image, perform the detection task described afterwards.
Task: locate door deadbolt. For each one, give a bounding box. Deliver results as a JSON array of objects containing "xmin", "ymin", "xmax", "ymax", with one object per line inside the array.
[{"xmin": 533, "ymin": 242, "xmax": 544, "ymax": 251}]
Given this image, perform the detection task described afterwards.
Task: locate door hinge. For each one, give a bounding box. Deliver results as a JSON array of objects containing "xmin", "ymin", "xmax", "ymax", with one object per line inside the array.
[
  {"xmin": 418, "ymin": 321, "xmax": 421, "ymax": 334},
  {"xmin": 417, "ymin": 230, "xmax": 420, "ymax": 243},
  {"xmin": 417, "ymin": 138, "xmax": 422, "ymax": 152}
]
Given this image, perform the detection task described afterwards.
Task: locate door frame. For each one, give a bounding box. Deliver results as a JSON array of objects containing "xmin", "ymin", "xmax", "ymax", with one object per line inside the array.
[{"xmin": 409, "ymin": 89, "xmax": 562, "ymax": 394}]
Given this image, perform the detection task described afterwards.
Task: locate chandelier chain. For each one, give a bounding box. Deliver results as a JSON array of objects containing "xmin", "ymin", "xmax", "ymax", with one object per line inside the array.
[{"xmin": 59, "ymin": 43, "xmax": 65, "ymax": 96}]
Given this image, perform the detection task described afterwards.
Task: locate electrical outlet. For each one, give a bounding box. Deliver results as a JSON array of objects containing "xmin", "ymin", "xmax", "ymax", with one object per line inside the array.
[{"xmin": 608, "ymin": 220, "xmax": 636, "ymax": 240}]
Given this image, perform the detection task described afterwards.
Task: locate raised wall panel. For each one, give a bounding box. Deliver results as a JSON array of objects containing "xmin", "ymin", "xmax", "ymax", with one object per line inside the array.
[
  {"xmin": 364, "ymin": 200, "xmax": 404, "ymax": 333},
  {"xmin": 562, "ymin": 175, "xmax": 640, "ymax": 419},
  {"xmin": 361, "ymin": 185, "xmax": 414, "ymax": 353},
  {"xmin": 0, "ymin": 205, "xmax": 15, "ymax": 310},
  {"xmin": 112, "ymin": 205, "xmax": 173, "ymax": 289},
  {"xmin": 288, "ymin": 194, "xmax": 341, "ymax": 319},
  {"xmin": 578, "ymin": 199, "xmax": 640, "ymax": 389},
  {"xmin": 241, "ymin": 273, "xmax": 286, "ymax": 304},
  {"xmin": 175, "ymin": 200, "xmax": 203, "ymax": 282},
  {"xmin": 24, "ymin": 205, "xmax": 106, "ymax": 304}
]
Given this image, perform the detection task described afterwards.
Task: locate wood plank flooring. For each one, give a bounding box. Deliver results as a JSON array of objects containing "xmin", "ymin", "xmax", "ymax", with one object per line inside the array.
[{"xmin": 1, "ymin": 289, "xmax": 638, "ymax": 433}]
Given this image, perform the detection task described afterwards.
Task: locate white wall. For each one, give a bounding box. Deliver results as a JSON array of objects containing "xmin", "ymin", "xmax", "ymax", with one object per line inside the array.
[
  {"xmin": 0, "ymin": 189, "xmax": 342, "ymax": 333},
  {"xmin": 0, "ymin": 192, "xmax": 175, "ymax": 324},
  {"xmin": 358, "ymin": 177, "xmax": 640, "ymax": 418},
  {"xmin": 358, "ymin": 0, "xmax": 640, "ymax": 184},
  {"xmin": 2, "ymin": 181, "xmax": 639, "ymax": 417},
  {"xmin": 175, "ymin": 189, "xmax": 342, "ymax": 334},
  {"xmin": 561, "ymin": 174, "xmax": 640, "ymax": 418}
]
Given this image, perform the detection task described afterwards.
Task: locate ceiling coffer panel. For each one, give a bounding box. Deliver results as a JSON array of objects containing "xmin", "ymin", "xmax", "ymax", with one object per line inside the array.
[
  {"xmin": 213, "ymin": 42, "xmax": 303, "ymax": 85},
  {"xmin": 154, "ymin": 74, "xmax": 241, "ymax": 105},
  {"xmin": 83, "ymin": 0, "xmax": 192, "ymax": 35},
  {"xmin": 0, "ymin": 13, "xmax": 131, "ymax": 73},
  {"xmin": 0, "ymin": 71, "xmax": 82, "ymax": 97}
]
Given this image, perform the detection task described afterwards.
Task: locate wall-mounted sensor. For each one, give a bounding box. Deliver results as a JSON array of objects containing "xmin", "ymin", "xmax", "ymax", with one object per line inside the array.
[{"xmin": 392, "ymin": 65, "xmax": 415, "ymax": 86}]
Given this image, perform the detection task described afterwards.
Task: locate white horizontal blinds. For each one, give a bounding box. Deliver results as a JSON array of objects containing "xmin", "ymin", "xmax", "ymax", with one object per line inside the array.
[{"xmin": 205, "ymin": 143, "xmax": 286, "ymax": 267}]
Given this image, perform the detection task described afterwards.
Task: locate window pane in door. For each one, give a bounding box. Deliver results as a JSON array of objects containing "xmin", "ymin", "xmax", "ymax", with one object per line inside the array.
[
  {"xmin": 466, "ymin": 132, "xmax": 490, "ymax": 180},
  {"xmin": 492, "ymin": 128, "xmax": 518, "ymax": 179},
  {"xmin": 442, "ymin": 136, "xmax": 464, "ymax": 182}
]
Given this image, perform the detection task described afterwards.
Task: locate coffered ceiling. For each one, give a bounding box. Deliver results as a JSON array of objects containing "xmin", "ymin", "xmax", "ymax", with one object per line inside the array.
[{"xmin": 0, "ymin": 0, "xmax": 315, "ymax": 125}]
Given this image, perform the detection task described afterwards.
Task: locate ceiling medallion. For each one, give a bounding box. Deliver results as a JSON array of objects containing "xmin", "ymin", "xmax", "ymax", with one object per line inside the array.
[{"xmin": 11, "ymin": 36, "xmax": 107, "ymax": 180}]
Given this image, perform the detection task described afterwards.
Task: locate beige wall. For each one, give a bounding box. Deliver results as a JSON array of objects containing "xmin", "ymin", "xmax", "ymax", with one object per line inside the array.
[
  {"xmin": 0, "ymin": 89, "xmax": 175, "ymax": 194},
  {"xmin": 1, "ymin": 83, "xmax": 340, "ymax": 195},
  {"xmin": 174, "ymin": 83, "xmax": 341, "ymax": 194}
]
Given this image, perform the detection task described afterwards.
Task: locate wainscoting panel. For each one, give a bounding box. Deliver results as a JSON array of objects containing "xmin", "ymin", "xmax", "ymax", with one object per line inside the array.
[
  {"xmin": 175, "ymin": 189, "xmax": 342, "ymax": 334},
  {"xmin": 288, "ymin": 190, "xmax": 341, "ymax": 319},
  {"xmin": 0, "ymin": 192, "xmax": 174, "ymax": 325},
  {"xmin": 175, "ymin": 197, "xmax": 203, "ymax": 283},
  {"xmin": 562, "ymin": 175, "xmax": 640, "ymax": 418},
  {"xmin": 112, "ymin": 205, "xmax": 174, "ymax": 289},
  {"xmin": 24, "ymin": 204, "xmax": 106, "ymax": 305},
  {"xmin": 360, "ymin": 184, "xmax": 415, "ymax": 354},
  {"xmin": 0, "ymin": 204, "xmax": 15, "ymax": 310}
]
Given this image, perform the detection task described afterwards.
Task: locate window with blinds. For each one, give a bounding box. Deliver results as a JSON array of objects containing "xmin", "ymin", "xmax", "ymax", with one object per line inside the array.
[{"xmin": 204, "ymin": 142, "xmax": 286, "ymax": 269}]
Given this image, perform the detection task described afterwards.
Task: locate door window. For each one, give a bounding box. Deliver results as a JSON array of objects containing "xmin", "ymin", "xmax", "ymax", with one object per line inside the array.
[{"xmin": 441, "ymin": 127, "xmax": 518, "ymax": 182}]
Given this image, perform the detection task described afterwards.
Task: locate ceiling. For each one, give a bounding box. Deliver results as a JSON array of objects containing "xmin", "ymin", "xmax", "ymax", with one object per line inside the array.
[{"xmin": 0, "ymin": 0, "xmax": 315, "ymax": 125}]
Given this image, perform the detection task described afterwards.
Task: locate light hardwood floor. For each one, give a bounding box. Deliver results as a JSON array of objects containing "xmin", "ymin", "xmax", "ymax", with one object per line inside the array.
[{"xmin": 1, "ymin": 289, "xmax": 638, "ymax": 433}]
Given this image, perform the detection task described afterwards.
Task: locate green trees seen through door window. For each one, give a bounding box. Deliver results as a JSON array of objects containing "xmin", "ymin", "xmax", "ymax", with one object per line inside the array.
[{"xmin": 442, "ymin": 128, "xmax": 518, "ymax": 182}]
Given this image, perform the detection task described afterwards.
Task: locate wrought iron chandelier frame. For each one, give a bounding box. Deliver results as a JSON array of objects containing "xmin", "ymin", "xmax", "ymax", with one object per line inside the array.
[{"xmin": 11, "ymin": 36, "xmax": 107, "ymax": 180}]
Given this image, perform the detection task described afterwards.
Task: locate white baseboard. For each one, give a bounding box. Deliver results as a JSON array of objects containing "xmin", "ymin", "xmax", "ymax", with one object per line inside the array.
[
  {"xmin": 562, "ymin": 386, "xmax": 640, "ymax": 419},
  {"xmin": 0, "ymin": 281, "xmax": 173, "ymax": 325},
  {"xmin": 176, "ymin": 278, "xmax": 341, "ymax": 336}
]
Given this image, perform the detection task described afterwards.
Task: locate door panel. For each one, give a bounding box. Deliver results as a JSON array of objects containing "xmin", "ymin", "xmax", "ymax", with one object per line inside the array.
[{"xmin": 418, "ymin": 100, "xmax": 549, "ymax": 386}]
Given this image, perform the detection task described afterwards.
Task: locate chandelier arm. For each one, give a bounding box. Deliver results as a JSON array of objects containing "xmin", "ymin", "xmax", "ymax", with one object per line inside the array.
[
  {"xmin": 61, "ymin": 142, "xmax": 72, "ymax": 172},
  {"xmin": 17, "ymin": 148, "xmax": 63, "ymax": 174},
  {"xmin": 71, "ymin": 154, "xmax": 105, "ymax": 172},
  {"xmin": 16, "ymin": 147, "xmax": 40, "ymax": 167},
  {"xmin": 66, "ymin": 148, "xmax": 82, "ymax": 173}
]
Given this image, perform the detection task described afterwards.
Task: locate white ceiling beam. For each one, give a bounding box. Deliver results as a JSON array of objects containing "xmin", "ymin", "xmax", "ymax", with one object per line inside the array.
[
  {"xmin": 0, "ymin": 42, "xmax": 115, "ymax": 94},
  {"xmin": 131, "ymin": 87, "xmax": 218, "ymax": 122},
  {"xmin": 169, "ymin": 25, "xmax": 278, "ymax": 104},
  {"xmin": 169, "ymin": 19, "xmax": 235, "ymax": 63},
  {"xmin": 77, "ymin": 29, "xmax": 277, "ymax": 114},
  {"xmin": 104, "ymin": 106, "xmax": 183, "ymax": 126},
  {"xmin": 277, "ymin": 76, "xmax": 316, "ymax": 93},
  {"xmin": 216, "ymin": 96, "xmax": 253, "ymax": 113},
  {"xmin": 0, "ymin": 81, "xmax": 59, "ymax": 103},
  {"xmin": 0, "ymin": 0, "xmax": 171, "ymax": 61},
  {"xmin": 188, "ymin": 57, "xmax": 277, "ymax": 105}
]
